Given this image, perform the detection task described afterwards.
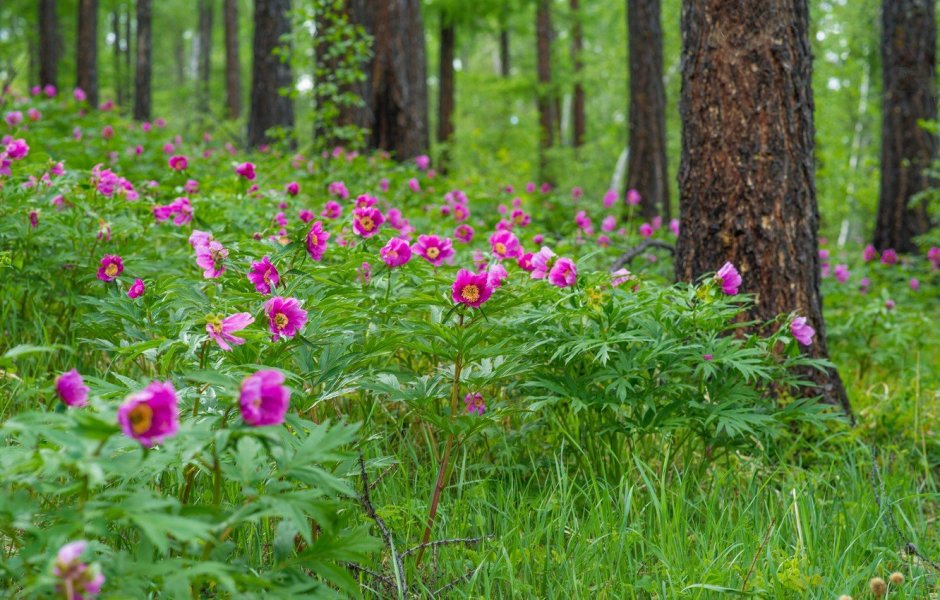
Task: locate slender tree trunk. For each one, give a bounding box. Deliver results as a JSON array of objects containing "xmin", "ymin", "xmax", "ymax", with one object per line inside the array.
[
  {"xmin": 223, "ymin": 0, "xmax": 241, "ymax": 119},
  {"xmin": 437, "ymin": 15, "xmax": 455, "ymax": 166},
  {"xmin": 570, "ymin": 0, "xmax": 585, "ymax": 148},
  {"xmin": 76, "ymin": 0, "xmax": 99, "ymax": 106},
  {"xmin": 536, "ymin": 0, "xmax": 555, "ymax": 181},
  {"xmin": 112, "ymin": 10, "xmax": 122, "ymax": 105},
  {"xmin": 499, "ymin": 26, "xmax": 510, "ymax": 77},
  {"xmin": 626, "ymin": 0, "xmax": 669, "ymax": 219},
  {"xmin": 38, "ymin": 0, "xmax": 58, "ymax": 89},
  {"xmin": 675, "ymin": 0, "xmax": 849, "ymax": 414},
  {"xmin": 124, "ymin": 4, "xmax": 131, "ymax": 102},
  {"xmin": 134, "ymin": 0, "xmax": 152, "ymax": 121},
  {"xmin": 198, "ymin": 0, "xmax": 214, "ymax": 115},
  {"xmin": 175, "ymin": 29, "xmax": 186, "ymax": 86},
  {"xmin": 874, "ymin": 0, "xmax": 937, "ymax": 252},
  {"xmin": 248, "ymin": 0, "xmax": 294, "ymax": 147}
]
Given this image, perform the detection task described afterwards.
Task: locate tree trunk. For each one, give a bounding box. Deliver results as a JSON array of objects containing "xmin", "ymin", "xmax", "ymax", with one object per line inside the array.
[
  {"xmin": 437, "ymin": 16, "xmax": 455, "ymax": 164},
  {"xmin": 76, "ymin": 0, "xmax": 99, "ymax": 107},
  {"xmin": 248, "ymin": 0, "xmax": 294, "ymax": 147},
  {"xmin": 38, "ymin": 0, "xmax": 58, "ymax": 89},
  {"xmin": 536, "ymin": 0, "xmax": 555, "ymax": 180},
  {"xmin": 499, "ymin": 26, "xmax": 510, "ymax": 77},
  {"xmin": 175, "ymin": 29, "xmax": 186, "ymax": 86},
  {"xmin": 197, "ymin": 0, "xmax": 214, "ymax": 115},
  {"xmin": 874, "ymin": 0, "xmax": 937, "ymax": 252},
  {"xmin": 570, "ymin": 0, "xmax": 585, "ymax": 148},
  {"xmin": 675, "ymin": 0, "xmax": 849, "ymax": 414},
  {"xmin": 124, "ymin": 4, "xmax": 131, "ymax": 102},
  {"xmin": 111, "ymin": 10, "xmax": 122, "ymax": 105},
  {"xmin": 626, "ymin": 0, "xmax": 669, "ymax": 219},
  {"xmin": 134, "ymin": 0, "xmax": 152, "ymax": 121},
  {"xmin": 223, "ymin": 0, "xmax": 241, "ymax": 119}
]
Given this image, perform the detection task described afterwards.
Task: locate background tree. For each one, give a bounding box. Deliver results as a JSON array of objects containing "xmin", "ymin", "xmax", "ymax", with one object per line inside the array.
[
  {"xmin": 197, "ymin": 0, "xmax": 214, "ymax": 115},
  {"xmin": 134, "ymin": 0, "xmax": 152, "ymax": 121},
  {"xmin": 223, "ymin": 0, "xmax": 241, "ymax": 119},
  {"xmin": 437, "ymin": 10, "xmax": 456, "ymax": 167},
  {"xmin": 675, "ymin": 0, "xmax": 849, "ymax": 413},
  {"xmin": 248, "ymin": 0, "xmax": 295, "ymax": 147},
  {"xmin": 570, "ymin": 0, "xmax": 585, "ymax": 148},
  {"xmin": 76, "ymin": 0, "xmax": 99, "ymax": 106},
  {"xmin": 626, "ymin": 0, "xmax": 668, "ymax": 219},
  {"xmin": 38, "ymin": 0, "xmax": 59, "ymax": 90},
  {"xmin": 874, "ymin": 0, "xmax": 937, "ymax": 252},
  {"xmin": 535, "ymin": 0, "xmax": 555, "ymax": 180}
]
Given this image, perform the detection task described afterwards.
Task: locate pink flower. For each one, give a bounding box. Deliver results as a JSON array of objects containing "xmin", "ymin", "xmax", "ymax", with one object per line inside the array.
[
  {"xmin": 298, "ymin": 209, "xmax": 314, "ymax": 223},
  {"xmin": 97, "ymin": 254, "xmax": 124, "ymax": 281},
  {"xmin": 153, "ymin": 197, "xmax": 192, "ymax": 226},
  {"xmin": 379, "ymin": 178, "xmax": 390, "ymax": 192},
  {"xmin": 703, "ymin": 354, "xmax": 713, "ymax": 361},
  {"xmin": 322, "ymin": 200, "xmax": 342, "ymax": 219},
  {"xmin": 715, "ymin": 262, "xmax": 742, "ymax": 295},
  {"xmin": 305, "ymin": 221, "xmax": 331, "ymax": 260},
  {"xmin": 881, "ymin": 248, "xmax": 898, "ymax": 265},
  {"xmin": 5, "ymin": 138, "xmax": 29, "ymax": 160},
  {"xmin": 184, "ymin": 179, "xmax": 199, "ymax": 194},
  {"xmin": 487, "ymin": 262, "xmax": 509, "ymax": 288},
  {"xmin": 352, "ymin": 207, "xmax": 384, "ymax": 237},
  {"xmin": 206, "ymin": 312, "xmax": 255, "ymax": 351},
  {"xmin": 834, "ymin": 264, "xmax": 850, "ymax": 283},
  {"xmin": 285, "ymin": 181, "xmax": 300, "ymax": 196},
  {"xmin": 127, "ymin": 278, "xmax": 145, "ymax": 299},
  {"xmin": 611, "ymin": 268, "xmax": 635, "ymax": 288},
  {"xmin": 531, "ymin": 247, "xmax": 556, "ymax": 280},
  {"xmin": 355, "ymin": 194, "xmax": 378, "ymax": 209},
  {"xmin": 669, "ymin": 219, "xmax": 680, "ymax": 236},
  {"xmin": 408, "ymin": 178, "xmax": 421, "ymax": 192},
  {"xmin": 626, "ymin": 189, "xmax": 641, "ymax": 206},
  {"xmin": 74, "ymin": 87, "xmax": 87, "ymax": 102},
  {"xmin": 525, "ymin": 182, "xmax": 536, "ymax": 193},
  {"xmin": 910, "ymin": 277, "xmax": 920, "ymax": 291},
  {"xmin": 235, "ymin": 162, "xmax": 256, "ymax": 180},
  {"xmin": 328, "ymin": 180, "xmax": 349, "ymax": 199},
  {"xmin": 790, "ymin": 316, "xmax": 815, "ymax": 346},
  {"xmin": 28, "ymin": 210, "xmax": 39, "ymax": 228},
  {"xmin": 168, "ymin": 155, "xmax": 188, "ymax": 170},
  {"xmin": 240, "ymin": 370, "xmax": 290, "ymax": 426},
  {"xmin": 248, "ymin": 256, "xmax": 280, "ymax": 294},
  {"xmin": 548, "ymin": 257, "xmax": 577, "ymax": 288},
  {"xmin": 540, "ymin": 183, "xmax": 552, "ymax": 193},
  {"xmin": 489, "ymin": 230, "xmax": 522, "ymax": 259},
  {"xmin": 518, "ymin": 252, "xmax": 535, "ymax": 272},
  {"xmin": 118, "ymin": 381, "xmax": 179, "ymax": 447},
  {"xmin": 415, "ymin": 155, "xmax": 430, "ymax": 170},
  {"xmin": 381, "ymin": 237, "xmax": 412, "ymax": 267},
  {"xmin": 4, "ymin": 111, "xmax": 22, "ymax": 126},
  {"xmin": 195, "ymin": 240, "xmax": 228, "ymax": 278},
  {"xmin": 859, "ymin": 277, "xmax": 871, "ymax": 294},
  {"xmin": 454, "ymin": 224, "xmax": 474, "ymax": 243},
  {"xmin": 44, "ymin": 84, "xmax": 57, "ymax": 97},
  {"xmin": 603, "ymin": 189, "xmax": 618, "ymax": 207},
  {"xmin": 464, "ymin": 392, "xmax": 486, "ymax": 415},
  {"xmin": 863, "ymin": 244, "xmax": 878, "ymax": 262},
  {"xmin": 572, "ymin": 186, "xmax": 583, "ymax": 200},
  {"xmin": 452, "ymin": 269, "xmax": 493, "ymax": 308},
  {"xmin": 885, "ymin": 298, "xmax": 895, "ymax": 310},
  {"xmin": 413, "ymin": 234, "xmax": 454, "ymax": 266},
  {"xmin": 601, "ymin": 216, "xmax": 617, "ymax": 232},
  {"xmin": 27, "ymin": 108, "xmax": 41, "ymax": 121},
  {"xmin": 264, "ymin": 296, "xmax": 307, "ymax": 341},
  {"xmin": 575, "ymin": 210, "xmax": 594, "ymax": 235},
  {"xmin": 55, "ymin": 369, "xmax": 90, "ymax": 407},
  {"xmin": 189, "ymin": 230, "xmax": 212, "ymax": 250},
  {"xmin": 639, "ymin": 223, "xmax": 653, "ymax": 238},
  {"xmin": 358, "ymin": 261, "xmax": 372, "ymax": 285},
  {"xmin": 927, "ymin": 247, "xmax": 940, "ymax": 270},
  {"xmin": 54, "ymin": 540, "xmax": 104, "ymax": 599}
]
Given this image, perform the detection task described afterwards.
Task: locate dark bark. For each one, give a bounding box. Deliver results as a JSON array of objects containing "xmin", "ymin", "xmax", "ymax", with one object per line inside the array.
[
  {"xmin": 248, "ymin": 0, "xmax": 294, "ymax": 147},
  {"xmin": 437, "ymin": 16, "xmax": 455, "ymax": 163},
  {"xmin": 134, "ymin": 0, "xmax": 152, "ymax": 121},
  {"xmin": 626, "ymin": 0, "xmax": 669, "ymax": 219},
  {"xmin": 76, "ymin": 0, "xmax": 99, "ymax": 107},
  {"xmin": 124, "ymin": 4, "xmax": 131, "ymax": 99},
  {"xmin": 38, "ymin": 0, "xmax": 59, "ymax": 89},
  {"xmin": 198, "ymin": 0, "xmax": 215, "ymax": 115},
  {"xmin": 224, "ymin": 0, "xmax": 241, "ymax": 119},
  {"xmin": 111, "ymin": 10, "xmax": 122, "ymax": 105},
  {"xmin": 536, "ymin": 0, "xmax": 555, "ymax": 180},
  {"xmin": 675, "ymin": 0, "xmax": 849, "ymax": 414},
  {"xmin": 874, "ymin": 0, "xmax": 937, "ymax": 252},
  {"xmin": 570, "ymin": 0, "xmax": 585, "ymax": 148},
  {"xmin": 499, "ymin": 26, "xmax": 510, "ymax": 77}
]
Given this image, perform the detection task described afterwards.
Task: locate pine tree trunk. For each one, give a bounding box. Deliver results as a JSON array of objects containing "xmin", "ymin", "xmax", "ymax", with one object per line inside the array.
[
  {"xmin": 874, "ymin": 0, "xmax": 937, "ymax": 252},
  {"xmin": 536, "ymin": 0, "xmax": 555, "ymax": 180},
  {"xmin": 437, "ymin": 16, "xmax": 455, "ymax": 165},
  {"xmin": 76, "ymin": 0, "xmax": 99, "ymax": 107},
  {"xmin": 198, "ymin": 0, "xmax": 214, "ymax": 115},
  {"xmin": 675, "ymin": 0, "xmax": 849, "ymax": 414},
  {"xmin": 223, "ymin": 0, "xmax": 241, "ymax": 119},
  {"xmin": 112, "ymin": 10, "xmax": 122, "ymax": 106},
  {"xmin": 626, "ymin": 0, "xmax": 668, "ymax": 219},
  {"xmin": 248, "ymin": 0, "xmax": 294, "ymax": 147},
  {"xmin": 124, "ymin": 4, "xmax": 131, "ymax": 102},
  {"xmin": 38, "ymin": 0, "xmax": 58, "ymax": 89},
  {"xmin": 134, "ymin": 0, "xmax": 152, "ymax": 121},
  {"xmin": 570, "ymin": 0, "xmax": 585, "ymax": 148},
  {"xmin": 499, "ymin": 26, "xmax": 510, "ymax": 77}
]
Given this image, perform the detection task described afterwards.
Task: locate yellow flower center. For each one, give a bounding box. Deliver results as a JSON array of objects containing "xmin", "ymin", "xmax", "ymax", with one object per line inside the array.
[
  {"xmin": 461, "ymin": 284, "xmax": 480, "ymax": 303},
  {"xmin": 387, "ymin": 250, "xmax": 398, "ymax": 260},
  {"xmin": 211, "ymin": 322, "xmax": 223, "ymax": 334},
  {"xmin": 263, "ymin": 269, "xmax": 272, "ymax": 284},
  {"xmin": 274, "ymin": 312, "xmax": 289, "ymax": 330},
  {"xmin": 128, "ymin": 403, "xmax": 153, "ymax": 434},
  {"xmin": 359, "ymin": 216, "xmax": 374, "ymax": 231},
  {"xmin": 515, "ymin": 214, "xmax": 524, "ymax": 224},
  {"xmin": 494, "ymin": 242, "xmax": 507, "ymax": 255},
  {"xmin": 105, "ymin": 263, "xmax": 119, "ymax": 277},
  {"xmin": 426, "ymin": 246, "xmax": 440, "ymax": 259}
]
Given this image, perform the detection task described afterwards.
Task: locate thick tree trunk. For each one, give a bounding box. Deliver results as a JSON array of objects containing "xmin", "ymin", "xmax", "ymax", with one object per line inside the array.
[
  {"xmin": 248, "ymin": 0, "xmax": 294, "ymax": 147},
  {"xmin": 536, "ymin": 0, "xmax": 555, "ymax": 180},
  {"xmin": 626, "ymin": 0, "xmax": 669, "ymax": 219},
  {"xmin": 198, "ymin": 0, "xmax": 214, "ymax": 115},
  {"xmin": 224, "ymin": 0, "xmax": 241, "ymax": 119},
  {"xmin": 675, "ymin": 0, "xmax": 849, "ymax": 414},
  {"xmin": 76, "ymin": 0, "xmax": 99, "ymax": 107},
  {"xmin": 111, "ymin": 10, "xmax": 122, "ymax": 105},
  {"xmin": 499, "ymin": 26, "xmax": 510, "ymax": 77},
  {"xmin": 437, "ymin": 16, "xmax": 455, "ymax": 163},
  {"xmin": 570, "ymin": 0, "xmax": 585, "ymax": 148},
  {"xmin": 38, "ymin": 0, "xmax": 58, "ymax": 89},
  {"xmin": 874, "ymin": 0, "xmax": 937, "ymax": 252},
  {"xmin": 134, "ymin": 0, "xmax": 152, "ymax": 121}
]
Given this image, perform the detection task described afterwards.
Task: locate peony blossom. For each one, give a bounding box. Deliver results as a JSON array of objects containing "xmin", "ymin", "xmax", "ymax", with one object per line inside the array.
[
  {"xmin": 408, "ymin": 178, "xmax": 421, "ymax": 192},
  {"xmin": 195, "ymin": 240, "xmax": 228, "ymax": 278},
  {"xmin": 548, "ymin": 257, "xmax": 577, "ymax": 288},
  {"xmin": 321, "ymin": 200, "xmax": 342, "ymax": 219},
  {"xmin": 489, "ymin": 230, "xmax": 523, "ymax": 259},
  {"xmin": 118, "ymin": 381, "xmax": 179, "ymax": 447},
  {"xmin": 601, "ymin": 216, "xmax": 617, "ymax": 232},
  {"xmin": 603, "ymin": 189, "xmax": 618, "ymax": 208},
  {"xmin": 928, "ymin": 247, "xmax": 940, "ymax": 270},
  {"xmin": 790, "ymin": 316, "xmax": 815, "ymax": 346},
  {"xmin": 639, "ymin": 223, "xmax": 654, "ymax": 238},
  {"xmin": 381, "ymin": 237, "xmax": 412, "ymax": 268},
  {"xmin": 415, "ymin": 155, "xmax": 430, "ymax": 170},
  {"xmin": 96, "ymin": 255, "xmax": 124, "ymax": 282},
  {"xmin": 248, "ymin": 256, "xmax": 279, "ymax": 294},
  {"xmin": 264, "ymin": 296, "xmax": 307, "ymax": 341},
  {"xmin": 464, "ymin": 392, "xmax": 486, "ymax": 415},
  {"xmin": 910, "ymin": 277, "xmax": 920, "ymax": 291},
  {"xmin": 127, "ymin": 278, "xmax": 145, "ymax": 299},
  {"xmin": 669, "ymin": 219, "xmax": 680, "ymax": 237},
  {"xmin": 452, "ymin": 269, "xmax": 493, "ymax": 308},
  {"xmin": 55, "ymin": 369, "xmax": 90, "ymax": 407},
  {"xmin": 235, "ymin": 162, "xmax": 256, "ymax": 180},
  {"xmin": 352, "ymin": 207, "xmax": 384, "ymax": 238},
  {"xmin": 206, "ymin": 312, "xmax": 254, "ymax": 351},
  {"xmin": 863, "ymin": 244, "xmax": 878, "ymax": 262},
  {"xmin": 53, "ymin": 541, "xmax": 104, "ymax": 599},
  {"xmin": 240, "ymin": 370, "xmax": 290, "ymax": 426},
  {"xmin": 834, "ymin": 264, "xmax": 850, "ymax": 283},
  {"xmin": 715, "ymin": 262, "xmax": 741, "ymax": 295},
  {"xmin": 454, "ymin": 224, "xmax": 474, "ymax": 243},
  {"xmin": 305, "ymin": 221, "xmax": 330, "ymax": 261},
  {"xmin": 413, "ymin": 234, "xmax": 454, "ymax": 266},
  {"xmin": 518, "ymin": 252, "xmax": 535, "ymax": 272},
  {"xmin": 168, "ymin": 155, "xmax": 188, "ymax": 170},
  {"xmin": 626, "ymin": 189, "xmax": 641, "ymax": 206},
  {"xmin": 530, "ymin": 247, "xmax": 556, "ymax": 280},
  {"xmin": 881, "ymin": 248, "xmax": 898, "ymax": 265},
  {"xmin": 285, "ymin": 181, "xmax": 299, "ymax": 196}
]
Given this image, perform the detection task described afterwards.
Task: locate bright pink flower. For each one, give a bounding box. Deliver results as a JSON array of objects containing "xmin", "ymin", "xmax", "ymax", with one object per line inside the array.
[
  {"xmin": 489, "ymin": 230, "xmax": 522, "ymax": 259},
  {"xmin": 195, "ymin": 240, "xmax": 228, "ymax": 278},
  {"xmin": 97, "ymin": 254, "xmax": 124, "ymax": 281},
  {"xmin": 511, "ymin": 209, "xmax": 530, "ymax": 227},
  {"xmin": 639, "ymin": 223, "xmax": 653, "ymax": 238},
  {"xmin": 408, "ymin": 178, "xmax": 421, "ymax": 192},
  {"xmin": 5, "ymin": 138, "xmax": 28, "ymax": 160},
  {"xmin": 305, "ymin": 221, "xmax": 331, "ymax": 261},
  {"xmin": 74, "ymin": 87, "xmax": 87, "ymax": 102},
  {"xmin": 322, "ymin": 200, "xmax": 342, "ymax": 219},
  {"xmin": 168, "ymin": 155, "xmax": 188, "ymax": 170},
  {"xmin": 790, "ymin": 316, "xmax": 815, "ymax": 346},
  {"xmin": 652, "ymin": 216, "xmax": 662, "ymax": 230},
  {"xmin": 355, "ymin": 194, "xmax": 378, "ymax": 209},
  {"xmin": 381, "ymin": 237, "xmax": 412, "ymax": 267},
  {"xmin": 819, "ymin": 249, "xmax": 830, "ymax": 260},
  {"xmin": 206, "ymin": 312, "xmax": 254, "ymax": 351},
  {"xmin": 415, "ymin": 155, "xmax": 430, "ymax": 170},
  {"xmin": 189, "ymin": 230, "xmax": 213, "ymax": 250},
  {"xmin": 531, "ymin": 247, "xmax": 556, "ymax": 280},
  {"xmin": 101, "ymin": 125, "xmax": 113, "ymax": 139},
  {"xmin": 118, "ymin": 381, "xmax": 179, "ymax": 447},
  {"xmin": 28, "ymin": 210, "xmax": 39, "ymax": 228},
  {"xmin": 54, "ymin": 540, "xmax": 104, "ymax": 599},
  {"xmin": 379, "ymin": 178, "xmax": 390, "ymax": 192},
  {"xmin": 603, "ymin": 189, "xmax": 618, "ymax": 207},
  {"xmin": 452, "ymin": 269, "xmax": 493, "ymax": 308},
  {"xmin": 55, "ymin": 369, "xmax": 89, "ymax": 407},
  {"xmin": 153, "ymin": 197, "xmax": 192, "ymax": 225},
  {"xmin": 352, "ymin": 207, "xmax": 384, "ymax": 238},
  {"xmin": 358, "ymin": 262, "xmax": 372, "ymax": 285},
  {"xmin": 328, "ymin": 181, "xmax": 349, "ymax": 199},
  {"xmin": 611, "ymin": 268, "xmax": 635, "ymax": 288},
  {"xmin": 240, "ymin": 370, "xmax": 290, "ymax": 426},
  {"xmin": 413, "ymin": 234, "xmax": 454, "ymax": 266},
  {"xmin": 4, "ymin": 111, "xmax": 22, "ymax": 126},
  {"xmin": 548, "ymin": 257, "xmax": 577, "ymax": 288},
  {"xmin": 127, "ymin": 278, "xmax": 145, "ymax": 299},
  {"xmin": 487, "ymin": 262, "xmax": 509, "ymax": 288},
  {"xmin": 27, "ymin": 108, "xmax": 41, "ymax": 121},
  {"xmin": 927, "ymin": 247, "xmax": 940, "ymax": 269},
  {"xmin": 464, "ymin": 392, "xmax": 485, "ymax": 415},
  {"xmin": 540, "ymin": 183, "xmax": 552, "ymax": 193},
  {"xmin": 715, "ymin": 262, "xmax": 742, "ymax": 295},
  {"xmin": 299, "ymin": 209, "xmax": 314, "ymax": 223},
  {"xmin": 518, "ymin": 252, "xmax": 535, "ymax": 272},
  {"xmin": 248, "ymin": 256, "xmax": 280, "ymax": 294},
  {"xmin": 598, "ymin": 235, "xmax": 611, "ymax": 247},
  {"xmin": 881, "ymin": 248, "xmax": 898, "ymax": 265},
  {"xmin": 669, "ymin": 219, "xmax": 680, "ymax": 236},
  {"xmin": 454, "ymin": 224, "xmax": 474, "ymax": 243},
  {"xmin": 525, "ymin": 182, "xmax": 536, "ymax": 193},
  {"xmin": 834, "ymin": 264, "xmax": 850, "ymax": 283},
  {"xmin": 285, "ymin": 181, "xmax": 299, "ymax": 196},
  {"xmin": 626, "ymin": 189, "xmax": 641, "ymax": 206},
  {"xmin": 601, "ymin": 216, "xmax": 617, "ymax": 232},
  {"xmin": 863, "ymin": 244, "xmax": 878, "ymax": 262},
  {"xmin": 859, "ymin": 277, "xmax": 871, "ymax": 294},
  {"xmin": 575, "ymin": 210, "xmax": 593, "ymax": 235},
  {"xmin": 235, "ymin": 162, "xmax": 256, "ymax": 180},
  {"xmin": 184, "ymin": 179, "xmax": 199, "ymax": 194},
  {"xmin": 910, "ymin": 277, "xmax": 920, "ymax": 291},
  {"xmin": 264, "ymin": 296, "xmax": 307, "ymax": 341},
  {"xmin": 885, "ymin": 298, "xmax": 895, "ymax": 310}
]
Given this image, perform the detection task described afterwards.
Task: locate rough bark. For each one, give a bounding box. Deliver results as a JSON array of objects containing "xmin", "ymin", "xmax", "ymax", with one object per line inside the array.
[
  {"xmin": 874, "ymin": 0, "xmax": 937, "ymax": 252},
  {"xmin": 437, "ymin": 16, "xmax": 455, "ymax": 163},
  {"xmin": 38, "ymin": 0, "xmax": 59, "ymax": 89},
  {"xmin": 499, "ymin": 26, "xmax": 510, "ymax": 77},
  {"xmin": 224, "ymin": 0, "xmax": 241, "ymax": 119},
  {"xmin": 76, "ymin": 0, "xmax": 99, "ymax": 107},
  {"xmin": 134, "ymin": 0, "xmax": 152, "ymax": 121},
  {"xmin": 198, "ymin": 0, "xmax": 214, "ymax": 115},
  {"xmin": 536, "ymin": 0, "xmax": 555, "ymax": 180},
  {"xmin": 675, "ymin": 0, "xmax": 849, "ymax": 414},
  {"xmin": 626, "ymin": 0, "xmax": 669, "ymax": 219},
  {"xmin": 248, "ymin": 0, "xmax": 294, "ymax": 147},
  {"xmin": 570, "ymin": 0, "xmax": 585, "ymax": 148}
]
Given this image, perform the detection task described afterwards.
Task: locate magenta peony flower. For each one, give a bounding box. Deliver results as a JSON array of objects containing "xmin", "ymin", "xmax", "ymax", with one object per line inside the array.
[
  {"xmin": 639, "ymin": 223, "xmax": 654, "ymax": 238},
  {"xmin": 487, "ymin": 262, "xmax": 509, "ymax": 288},
  {"xmin": 715, "ymin": 262, "xmax": 742, "ymax": 295},
  {"xmin": 4, "ymin": 111, "xmax": 22, "ymax": 126},
  {"xmin": 264, "ymin": 296, "xmax": 307, "ymax": 341},
  {"xmin": 285, "ymin": 181, "xmax": 299, "ymax": 196},
  {"xmin": 54, "ymin": 541, "xmax": 104, "ymax": 599},
  {"xmin": 240, "ymin": 370, "xmax": 290, "ymax": 426},
  {"xmin": 322, "ymin": 200, "xmax": 342, "ymax": 219},
  {"xmin": 195, "ymin": 240, "xmax": 227, "ymax": 278},
  {"xmin": 603, "ymin": 189, "xmax": 618, "ymax": 207},
  {"xmin": 611, "ymin": 268, "xmax": 635, "ymax": 288},
  {"xmin": 834, "ymin": 264, "xmax": 849, "ymax": 283},
  {"xmin": 28, "ymin": 210, "xmax": 39, "ymax": 228},
  {"xmin": 5, "ymin": 138, "xmax": 29, "ymax": 160},
  {"xmin": 454, "ymin": 224, "xmax": 474, "ymax": 243},
  {"xmin": 305, "ymin": 221, "xmax": 331, "ymax": 261},
  {"xmin": 408, "ymin": 178, "xmax": 421, "ymax": 192},
  {"xmin": 863, "ymin": 244, "xmax": 878, "ymax": 262},
  {"xmin": 127, "ymin": 278, "xmax": 145, "ymax": 299},
  {"xmin": 55, "ymin": 369, "xmax": 90, "ymax": 407},
  {"xmin": 355, "ymin": 194, "xmax": 378, "ymax": 209},
  {"xmin": 206, "ymin": 312, "xmax": 254, "ymax": 351},
  {"xmin": 415, "ymin": 154, "xmax": 430, "ymax": 170},
  {"xmin": 235, "ymin": 162, "xmax": 256, "ymax": 180},
  {"xmin": 328, "ymin": 180, "xmax": 349, "ymax": 199},
  {"xmin": 168, "ymin": 155, "xmax": 188, "ymax": 170},
  {"xmin": 885, "ymin": 298, "xmax": 895, "ymax": 310},
  {"xmin": 358, "ymin": 261, "xmax": 372, "ymax": 285},
  {"xmin": 910, "ymin": 277, "xmax": 920, "ymax": 291},
  {"xmin": 518, "ymin": 252, "xmax": 535, "ymax": 272},
  {"xmin": 413, "ymin": 234, "xmax": 454, "ymax": 266},
  {"xmin": 601, "ymin": 216, "xmax": 617, "ymax": 232},
  {"xmin": 548, "ymin": 257, "xmax": 577, "ymax": 288},
  {"xmin": 184, "ymin": 179, "xmax": 199, "ymax": 194},
  {"xmin": 928, "ymin": 247, "xmax": 940, "ymax": 270},
  {"xmin": 531, "ymin": 247, "xmax": 556, "ymax": 280},
  {"xmin": 381, "ymin": 237, "xmax": 412, "ymax": 267},
  {"xmin": 669, "ymin": 219, "xmax": 680, "ymax": 236},
  {"xmin": 790, "ymin": 316, "xmax": 815, "ymax": 346},
  {"xmin": 859, "ymin": 277, "xmax": 871, "ymax": 294},
  {"xmin": 452, "ymin": 269, "xmax": 493, "ymax": 308},
  {"xmin": 489, "ymin": 230, "xmax": 523, "ymax": 259},
  {"xmin": 881, "ymin": 248, "xmax": 898, "ymax": 265},
  {"xmin": 626, "ymin": 189, "xmax": 641, "ymax": 206},
  {"xmin": 118, "ymin": 381, "xmax": 179, "ymax": 447},
  {"xmin": 189, "ymin": 230, "xmax": 213, "ymax": 250},
  {"xmin": 96, "ymin": 254, "xmax": 124, "ymax": 282},
  {"xmin": 248, "ymin": 256, "xmax": 279, "ymax": 294},
  {"xmin": 352, "ymin": 207, "xmax": 384, "ymax": 238},
  {"xmin": 464, "ymin": 392, "xmax": 486, "ymax": 415}
]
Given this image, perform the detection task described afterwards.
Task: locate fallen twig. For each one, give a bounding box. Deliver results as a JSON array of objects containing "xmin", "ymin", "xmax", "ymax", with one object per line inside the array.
[
  {"xmin": 358, "ymin": 453, "xmax": 407, "ymax": 597},
  {"xmin": 610, "ymin": 239, "xmax": 675, "ymax": 271},
  {"xmin": 402, "ymin": 536, "xmax": 486, "ymax": 558}
]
